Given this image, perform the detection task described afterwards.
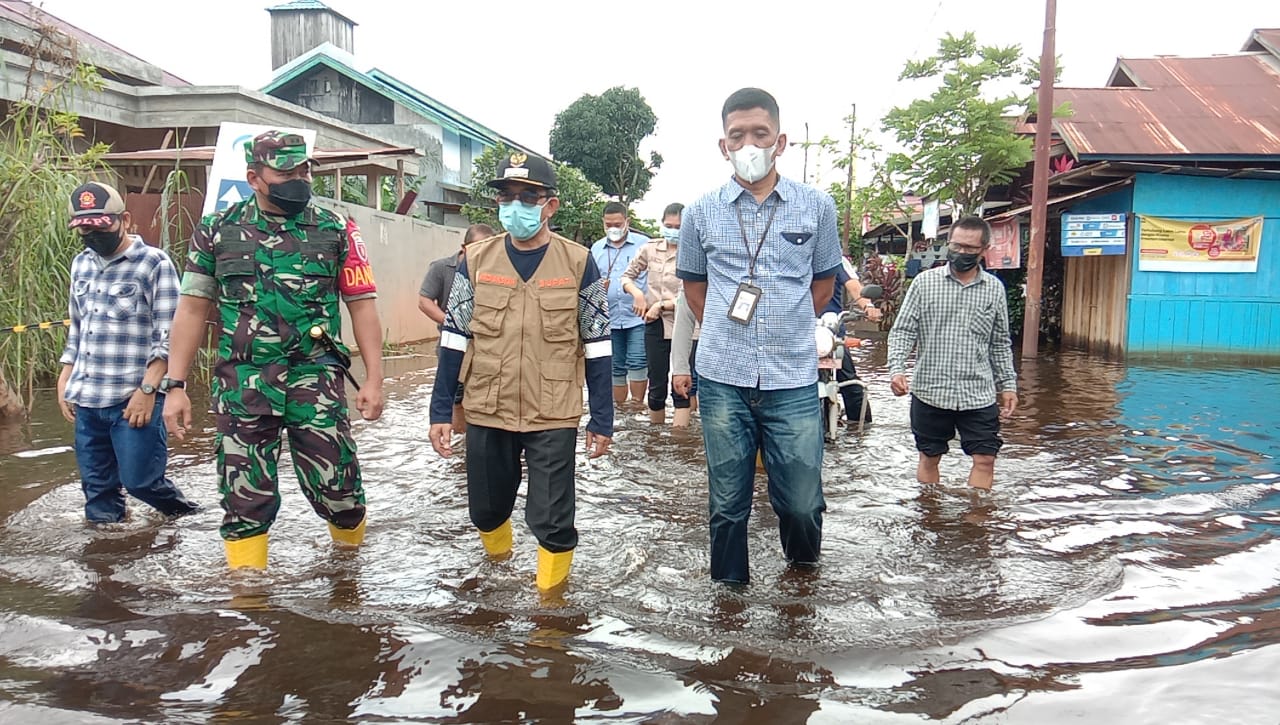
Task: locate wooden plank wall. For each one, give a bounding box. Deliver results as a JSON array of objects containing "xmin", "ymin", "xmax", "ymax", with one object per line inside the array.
[{"xmin": 1062, "ymin": 253, "xmax": 1130, "ymax": 357}]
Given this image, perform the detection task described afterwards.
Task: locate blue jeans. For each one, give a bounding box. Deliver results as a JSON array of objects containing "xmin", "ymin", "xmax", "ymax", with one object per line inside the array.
[
  {"xmin": 699, "ymin": 378, "xmax": 825, "ymax": 583},
  {"xmin": 610, "ymin": 324, "xmax": 648, "ymax": 386},
  {"xmin": 74, "ymin": 398, "xmax": 198, "ymax": 523}
]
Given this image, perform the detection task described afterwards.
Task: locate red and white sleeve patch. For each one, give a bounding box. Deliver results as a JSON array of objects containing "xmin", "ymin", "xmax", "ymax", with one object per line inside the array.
[{"xmin": 338, "ymin": 218, "xmax": 377, "ymax": 295}]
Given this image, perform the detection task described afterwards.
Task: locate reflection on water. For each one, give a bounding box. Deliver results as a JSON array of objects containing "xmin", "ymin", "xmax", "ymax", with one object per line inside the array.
[{"xmin": 0, "ymin": 349, "xmax": 1277, "ymax": 723}]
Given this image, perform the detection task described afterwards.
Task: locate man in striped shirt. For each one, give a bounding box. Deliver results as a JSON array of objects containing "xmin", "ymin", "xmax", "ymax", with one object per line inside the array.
[
  {"xmin": 57, "ymin": 182, "xmax": 198, "ymax": 523},
  {"xmin": 888, "ymin": 216, "xmax": 1019, "ymax": 490}
]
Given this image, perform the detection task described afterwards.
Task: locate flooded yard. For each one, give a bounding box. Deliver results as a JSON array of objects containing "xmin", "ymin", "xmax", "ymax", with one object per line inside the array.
[{"xmin": 0, "ymin": 348, "xmax": 1276, "ymax": 724}]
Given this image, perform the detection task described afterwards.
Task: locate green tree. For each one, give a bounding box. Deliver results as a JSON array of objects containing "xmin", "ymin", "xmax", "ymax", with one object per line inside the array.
[
  {"xmin": 549, "ymin": 86, "xmax": 662, "ymax": 205},
  {"xmin": 461, "ymin": 143, "xmax": 607, "ymax": 245},
  {"xmin": 881, "ymin": 32, "xmax": 1033, "ymax": 217},
  {"xmin": 0, "ymin": 29, "xmax": 108, "ymax": 414}
]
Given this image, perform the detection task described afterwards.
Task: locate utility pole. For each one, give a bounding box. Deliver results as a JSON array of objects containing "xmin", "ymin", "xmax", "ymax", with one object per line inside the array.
[
  {"xmin": 1022, "ymin": 0, "xmax": 1056, "ymax": 358},
  {"xmin": 802, "ymin": 122, "xmax": 811, "ymax": 183},
  {"xmin": 843, "ymin": 103, "xmax": 856, "ymax": 250},
  {"xmin": 790, "ymin": 122, "xmax": 811, "ymax": 183}
]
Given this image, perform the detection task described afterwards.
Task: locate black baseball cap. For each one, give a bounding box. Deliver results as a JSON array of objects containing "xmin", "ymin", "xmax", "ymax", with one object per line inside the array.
[
  {"xmin": 487, "ymin": 151, "xmax": 557, "ymax": 190},
  {"xmin": 68, "ymin": 181, "xmax": 126, "ymax": 229}
]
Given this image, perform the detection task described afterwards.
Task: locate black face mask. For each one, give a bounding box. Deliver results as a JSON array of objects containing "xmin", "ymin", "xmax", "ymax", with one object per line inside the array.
[
  {"xmin": 266, "ymin": 179, "xmax": 312, "ymax": 217},
  {"xmin": 82, "ymin": 229, "xmax": 122, "ymax": 257},
  {"xmin": 947, "ymin": 248, "xmax": 982, "ymax": 272}
]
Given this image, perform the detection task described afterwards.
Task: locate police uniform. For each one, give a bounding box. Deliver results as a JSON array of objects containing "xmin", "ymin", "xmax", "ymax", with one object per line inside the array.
[{"xmin": 178, "ymin": 131, "xmax": 379, "ymax": 567}]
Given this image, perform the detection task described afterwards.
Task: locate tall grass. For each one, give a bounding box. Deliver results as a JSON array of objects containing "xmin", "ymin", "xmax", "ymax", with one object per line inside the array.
[{"xmin": 0, "ymin": 26, "xmax": 109, "ymax": 409}]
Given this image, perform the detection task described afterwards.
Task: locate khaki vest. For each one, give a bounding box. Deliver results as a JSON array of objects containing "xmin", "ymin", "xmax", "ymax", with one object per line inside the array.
[{"xmin": 461, "ymin": 233, "xmax": 588, "ymax": 431}]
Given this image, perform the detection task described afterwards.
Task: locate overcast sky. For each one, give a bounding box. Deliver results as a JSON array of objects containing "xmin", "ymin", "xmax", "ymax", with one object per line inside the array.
[{"xmin": 41, "ymin": 0, "xmax": 1280, "ymax": 223}]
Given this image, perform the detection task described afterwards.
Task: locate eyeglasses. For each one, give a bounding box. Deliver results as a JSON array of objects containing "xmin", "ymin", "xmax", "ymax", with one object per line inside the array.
[
  {"xmin": 495, "ymin": 189, "xmax": 549, "ymax": 205},
  {"xmin": 948, "ymin": 242, "xmax": 985, "ymax": 254}
]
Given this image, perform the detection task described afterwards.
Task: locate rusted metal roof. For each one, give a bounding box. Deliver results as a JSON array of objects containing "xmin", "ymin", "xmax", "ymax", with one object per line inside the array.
[
  {"xmin": 1054, "ymin": 53, "xmax": 1280, "ymax": 159},
  {"xmin": 1242, "ymin": 28, "xmax": 1280, "ymax": 54},
  {"xmin": 986, "ymin": 178, "xmax": 1134, "ymax": 222}
]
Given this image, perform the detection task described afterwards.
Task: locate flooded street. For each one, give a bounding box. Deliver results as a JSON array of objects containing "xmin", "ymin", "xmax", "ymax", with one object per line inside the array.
[{"xmin": 0, "ymin": 347, "xmax": 1277, "ymax": 724}]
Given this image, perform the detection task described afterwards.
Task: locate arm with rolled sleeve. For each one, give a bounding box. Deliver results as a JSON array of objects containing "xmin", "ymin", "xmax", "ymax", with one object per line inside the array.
[
  {"xmin": 887, "ymin": 278, "xmax": 923, "ymax": 378},
  {"xmin": 990, "ymin": 290, "xmax": 1017, "ymax": 393},
  {"xmin": 59, "ymin": 263, "xmax": 81, "ymax": 367},
  {"xmin": 619, "ymin": 246, "xmax": 650, "ymax": 300},
  {"xmin": 676, "ymin": 205, "xmax": 708, "ymax": 321},
  {"xmin": 579, "ymin": 256, "xmax": 614, "ymax": 437},
  {"xmin": 149, "ymin": 256, "xmax": 180, "ymax": 363}
]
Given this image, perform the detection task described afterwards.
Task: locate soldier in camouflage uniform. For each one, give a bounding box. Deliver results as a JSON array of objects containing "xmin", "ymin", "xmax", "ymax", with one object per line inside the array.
[{"xmin": 162, "ymin": 130, "xmax": 386, "ymax": 570}]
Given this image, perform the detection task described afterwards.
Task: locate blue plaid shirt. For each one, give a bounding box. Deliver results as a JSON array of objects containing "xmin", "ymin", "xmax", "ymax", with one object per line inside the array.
[
  {"xmin": 59, "ymin": 237, "xmax": 180, "ymax": 408},
  {"xmin": 677, "ymin": 176, "xmax": 842, "ymax": 390}
]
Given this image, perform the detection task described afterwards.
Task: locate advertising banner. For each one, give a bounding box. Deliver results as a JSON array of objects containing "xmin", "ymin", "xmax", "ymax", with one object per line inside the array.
[{"xmin": 1137, "ymin": 215, "xmax": 1262, "ymax": 273}]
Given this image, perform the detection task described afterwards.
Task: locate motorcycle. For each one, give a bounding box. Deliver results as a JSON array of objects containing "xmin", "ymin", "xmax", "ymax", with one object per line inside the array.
[{"xmin": 814, "ymin": 284, "xmax": 883, "ymax": 442}]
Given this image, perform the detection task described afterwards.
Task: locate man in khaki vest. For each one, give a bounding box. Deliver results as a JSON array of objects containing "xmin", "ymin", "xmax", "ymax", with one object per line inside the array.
[{"xmin": 428, "ymin": 152, "xmax": 613, "ymax": 593}]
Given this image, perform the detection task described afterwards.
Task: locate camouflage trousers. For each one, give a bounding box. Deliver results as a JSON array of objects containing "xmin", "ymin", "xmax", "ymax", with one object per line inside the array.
[{"xmin": 215, "ymin": 369, "xmax": 365, "ymax": 540}]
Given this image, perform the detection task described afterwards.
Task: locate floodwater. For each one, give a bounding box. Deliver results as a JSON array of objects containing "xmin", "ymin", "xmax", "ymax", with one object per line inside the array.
[{"xmin": 0, "ymin": 346, "xmax": 1277, "ymax": 724}]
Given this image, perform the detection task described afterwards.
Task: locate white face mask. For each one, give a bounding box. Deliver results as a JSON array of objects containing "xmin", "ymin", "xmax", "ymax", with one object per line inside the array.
[
  {"xmin": 606, "ymin": 227, "xmax": 625, "ymax": 243},
  {"xmin": 661, "ymin": 225, "xmax": 679, "ymax": 241},
  {"xmin": 728, "ymin": 142, "xmax": 777, "ymax": 184}
]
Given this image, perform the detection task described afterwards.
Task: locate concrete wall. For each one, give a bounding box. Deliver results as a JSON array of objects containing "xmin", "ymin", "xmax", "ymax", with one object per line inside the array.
[{"xmin": 315, "ymin": 198, "xmax": 462, "ymax": 347}]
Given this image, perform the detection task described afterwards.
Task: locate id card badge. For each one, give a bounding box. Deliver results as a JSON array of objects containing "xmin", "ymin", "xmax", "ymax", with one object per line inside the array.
[{"xmin": 728, "ymin": 282, "xmax": 763, "ymax": 324}]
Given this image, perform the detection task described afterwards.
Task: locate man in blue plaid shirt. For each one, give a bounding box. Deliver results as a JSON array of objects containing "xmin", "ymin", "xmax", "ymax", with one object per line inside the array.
[
  {"xmin": 678, "ymin": 88, "xmax": 841, "ymax": 584},
  {"xmin": 56, "ymin": 182, "xmax": 198, "ymax": 523}
]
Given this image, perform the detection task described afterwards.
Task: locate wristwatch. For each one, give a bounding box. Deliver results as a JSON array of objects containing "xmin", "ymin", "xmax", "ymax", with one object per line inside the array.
[
  {"xmin": 159, "ymin": 377, "xmax": 186, "ymax": 392},
  {"xmin": 139, "ymin": 383, "xmax": 156, "ymax": 395}
]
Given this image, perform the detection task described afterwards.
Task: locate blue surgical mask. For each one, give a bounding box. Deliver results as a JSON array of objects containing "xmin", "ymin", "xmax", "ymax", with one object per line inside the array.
[
  {"xmin": 661, "ymin": 225, "xmax": 679, "ymax": 241},
  {"xmin": 498, "ymin": 200, "xmax": 546, "ymax": 241}
]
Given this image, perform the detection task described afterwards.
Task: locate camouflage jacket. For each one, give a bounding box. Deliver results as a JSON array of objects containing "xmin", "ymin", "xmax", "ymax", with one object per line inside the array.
[{"xmin": 180, "ymin": 197, "xmax": 377, "ymax": 416}]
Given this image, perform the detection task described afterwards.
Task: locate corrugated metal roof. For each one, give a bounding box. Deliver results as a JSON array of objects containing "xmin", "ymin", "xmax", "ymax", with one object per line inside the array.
[
  {"xmin": 1055, "ymin": 53, "xmax": 1280, "ymax": 158},
  {"xmin": 266, "ymin": 0, "xmax": 356, "ymax": 26},
  {"xmin": 1242, "ymin": 28, "xmax": 1280, "ymax": 54}
]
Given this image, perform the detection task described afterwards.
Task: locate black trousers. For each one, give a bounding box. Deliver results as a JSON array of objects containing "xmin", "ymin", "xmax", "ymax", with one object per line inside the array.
[
  {"xmin": 465, "ymin": 424, "xmax": 578, "ymax": 552},
  {"xmin": 836, "ymin": 354, "xmax": 872, "ymax": 422},
  {"xmin": 645, "ymin": 319, "xmax": 691, "ymax": 411}
]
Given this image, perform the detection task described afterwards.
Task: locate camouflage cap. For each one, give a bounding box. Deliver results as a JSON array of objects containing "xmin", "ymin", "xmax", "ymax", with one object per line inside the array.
[{"xmin": 244, "ymin": 130, "xmax": 314, "ymax": 171}]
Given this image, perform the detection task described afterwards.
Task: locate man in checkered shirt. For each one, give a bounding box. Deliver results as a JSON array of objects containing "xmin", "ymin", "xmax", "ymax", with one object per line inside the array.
[
  {"xmin": 888, "ymin": 216, "xmax": 1019, "ymax": 490},
  {"xmin": 56, "ymin": 181, "xmax": 198, "ymax": 523}
]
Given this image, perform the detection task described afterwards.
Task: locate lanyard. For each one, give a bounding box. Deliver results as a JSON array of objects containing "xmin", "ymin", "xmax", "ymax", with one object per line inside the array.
[
  {"xmin": 605, "ymin": 242, "xmax": 625, "ymax": 279},
  {"xmin": 735, "ymin": 199, "xmax": 778, "ymax": 283}
]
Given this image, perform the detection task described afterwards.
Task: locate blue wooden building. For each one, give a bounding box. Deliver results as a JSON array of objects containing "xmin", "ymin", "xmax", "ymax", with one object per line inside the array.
[{"xmin": 995, "ymin": 29, "xmax": 1280, "ymax": 358}]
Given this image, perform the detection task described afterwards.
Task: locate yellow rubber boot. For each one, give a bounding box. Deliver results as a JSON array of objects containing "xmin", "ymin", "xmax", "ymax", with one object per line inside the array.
[
  {"xmin": 225, "ymin": 533, "xmax": 268, "ymax": 570},
  {"xmin": 478, "ymin": 520, "xmax": 513, "ymax": 558},
  {"xmin": 329, "ymin": 517, "xmax": 367, "ymax": 548},
  {"xmin": 536, "ymin": 546, "xmax": 574, "ymax": 592}
]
